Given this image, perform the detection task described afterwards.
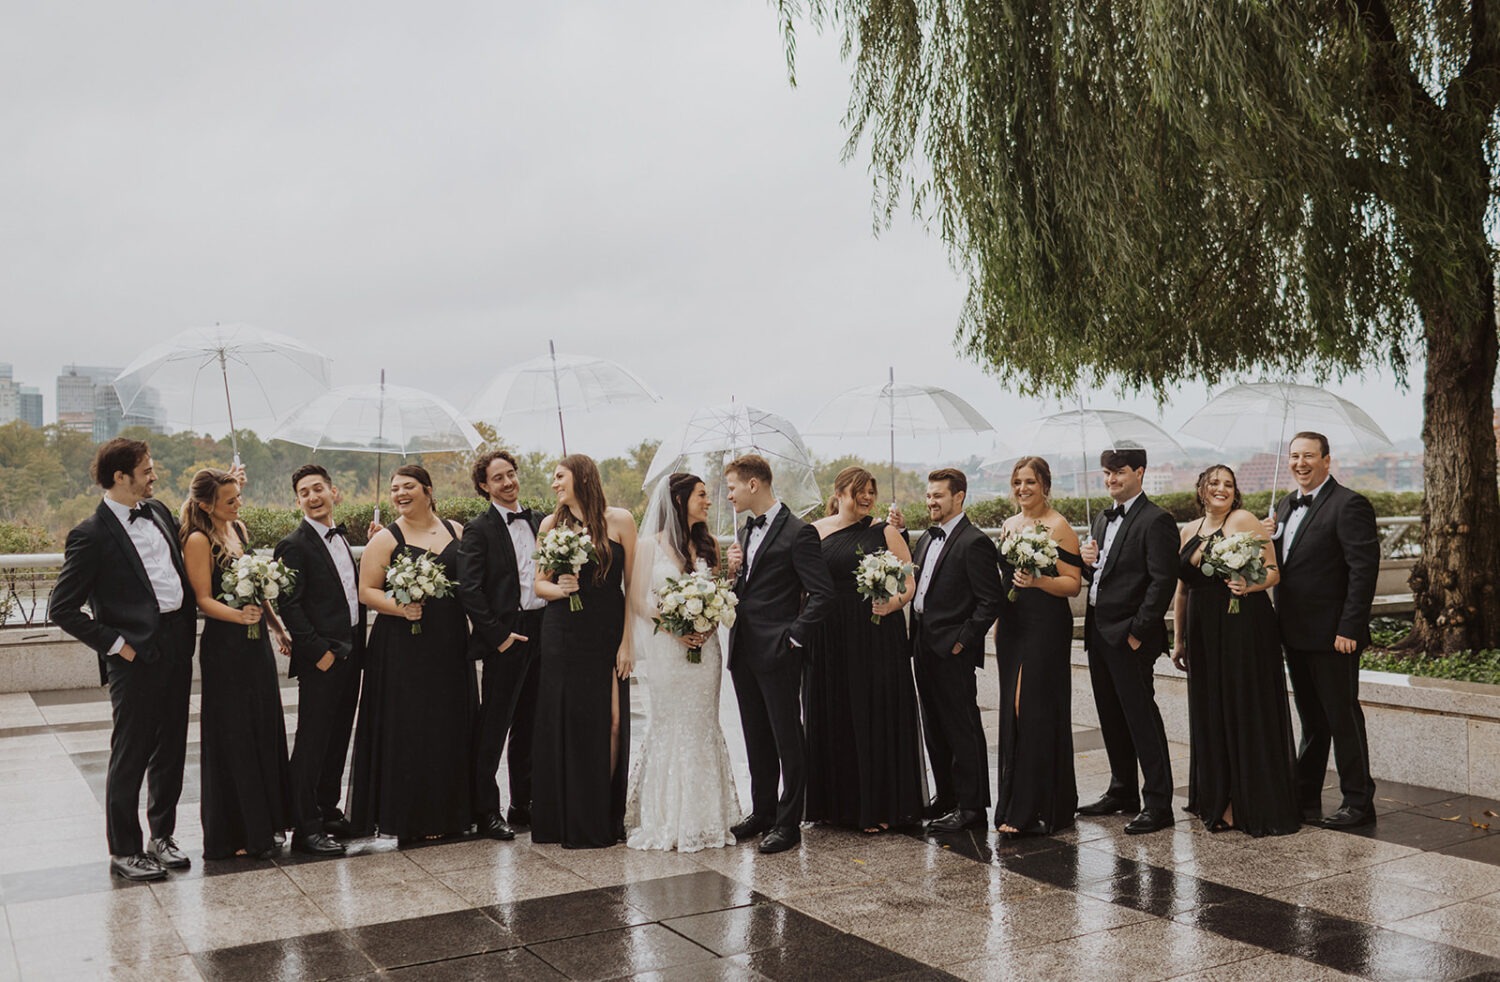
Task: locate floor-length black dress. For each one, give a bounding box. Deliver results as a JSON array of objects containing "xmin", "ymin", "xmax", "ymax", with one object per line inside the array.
[
  {"xmin": 994, "ymin": 543, "xmax": 1078, "ymax": 834},
  {"xmin": 805, "ymin": 518, "xmax": 926, "ymax": 830},
  {"xmin": 1179, "ymin": 530, "xmax": 1300, "ymax": 837},
  {"xmin": 349, "ymin": 521, "xmax": 476, "ymax": 840},
  {"xmin": 531, "ymin": 538, "xmax": 630, "ymax": 849},
  {"xmin": 199, "ymin": 527, "xmax": 292, "ymax": 859}
]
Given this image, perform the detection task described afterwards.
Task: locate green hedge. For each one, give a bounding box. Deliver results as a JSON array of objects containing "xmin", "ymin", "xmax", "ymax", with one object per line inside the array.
[{"xmin": 0, "ymin": 521, "xmax": 52, "ymax": 554}]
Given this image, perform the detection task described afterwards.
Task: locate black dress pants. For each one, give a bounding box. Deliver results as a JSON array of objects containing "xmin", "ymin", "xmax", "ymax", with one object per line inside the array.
[
  {"xmin": 1285, "ymin": 646, "xmax": 1375, "ymax": 812},
  {"xmin": 104, "ymin": 610, "xmax": 194, "ymax": 857},
  {"xmin": 473, "ymin": 609, "xmax": 543, "ymax": 817},
  {"xmin": 290, "ymin": 637, "xmax": 362, "ymax": 837},
  {"xmin": 1086, "ymin": 623, "xmax": 1174, "ymax": 810},
  {"xmin": 730, "ymin": 655, "xmax": 807, "ymax": 829},
  {"xmin": 913, "ymin": 638, "xmax": 990, "ymax": 812}
]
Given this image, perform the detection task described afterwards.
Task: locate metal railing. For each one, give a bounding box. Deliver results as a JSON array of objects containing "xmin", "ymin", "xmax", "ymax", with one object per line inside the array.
[{"xmin": 0, "ymin": 519, "xmax": 1422, "ymax": 629}]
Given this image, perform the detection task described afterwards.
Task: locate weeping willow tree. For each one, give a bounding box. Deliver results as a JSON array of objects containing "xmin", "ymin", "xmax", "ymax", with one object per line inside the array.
[{"xmin": 778, "ymin": 1, "xmax": 1500, "ymax": 654}]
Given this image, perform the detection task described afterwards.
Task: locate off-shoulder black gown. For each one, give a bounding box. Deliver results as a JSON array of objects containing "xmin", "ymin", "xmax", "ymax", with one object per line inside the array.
[
  {"xmin": 805, "ymin": 518, "xmax": 926, "ymax": 829},
  {"xmin": 1179, "ymin": 531, "xmax": 1300, "ymax": 837},
  {"xmin": 531, "ymin": 538, "xmax": 630, "ymax": 848},
  {"xmin": 349, "ymin": 520, "xmax": 476, "ymax": 840},
  {"xmin": 994, "ymin": 544, "xmax": 1079, "ymax": 834},
  {"xmin": 199, "ymin": 529, "xmax": 292, "ymax": 859}
]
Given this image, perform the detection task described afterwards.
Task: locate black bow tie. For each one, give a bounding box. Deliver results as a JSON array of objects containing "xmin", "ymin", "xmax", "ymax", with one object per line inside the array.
[
  {"xmin": 927, "ymin": 526, "xmax": 947, "ymax": 541},
  {"xmin": 1104, "ymin": 505, "xmax": 1126, "ymax": 522},
  {"xmin": 1289, "ymin": 494, "xmax": 1313, "ymax": 511},
  {"xmin": 746, "ymin": 514, "xmax": 768, "ymax": 532},
  {"xmin": 128, "ymin": 503, "xmax": 151, "ymax": 524},
  {"xmin": 325, "ymin": 523, "xmax": 348, "ymax": 540},
  {"xmin": 506, "ymin": 509, "xmax": 531, "ymax": 525}
]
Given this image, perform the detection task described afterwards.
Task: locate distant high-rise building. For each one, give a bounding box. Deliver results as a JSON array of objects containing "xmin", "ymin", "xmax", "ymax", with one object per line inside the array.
[
  {"xmin": 55, "ymin": 364, "xmax": 167, "ymax": 439},
  {"xmin": 18, "ymin": 386, "xmax": 42, "ymax": 428}
]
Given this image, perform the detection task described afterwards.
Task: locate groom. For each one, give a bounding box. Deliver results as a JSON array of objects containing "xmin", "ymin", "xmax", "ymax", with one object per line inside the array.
[{"xmin": 724, "ymin": 454, "xmax": 835, "ymax": 854}]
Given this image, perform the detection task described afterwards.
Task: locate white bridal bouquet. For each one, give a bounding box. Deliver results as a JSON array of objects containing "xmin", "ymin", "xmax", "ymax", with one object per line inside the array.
[
  {"xmin": 653, "ymin": 561, "xmax": 739, "ymax": 663},
  {"xmin": 853, "ymin": 549, "xmax": 916, "ymax": 625},
  {"xmin": 999, "ymin": 522, "xmax": 1061, "ymax": 601},
  {"xmin": 384, "ymin": 551, "xmax": 455, "ymax": 634},
  {"xmin": 218, "ymin": 553, "xmax": 296, "ymax": 640},
  {"xmin": 535, "ymin": 526, "xmax": 599, "ymax": 612},
  {"xmin": 1199, "ymin": 531, "xmax": 1270, "ymax": 613}
]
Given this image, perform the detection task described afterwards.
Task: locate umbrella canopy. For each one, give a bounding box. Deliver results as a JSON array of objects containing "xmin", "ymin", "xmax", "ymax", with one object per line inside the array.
[
  {"xmin": 269, "ymin": 382, "xmax": 482, "ymax": 456},
  {"xmin": 645, "ymin": 404, "xmax": 821, "ymax": 537},
  {"xmin": 805, "ymin": 368, "xmax": 994, "ymax": 502},
  {"xmin": 467, "ymin": 342, "xmax": 661, "ymax": 454},
  {"xmin": 1179, "ymin": 382, "xmax": 1393, "ymax": 511},
  {"xmin": 112, "ymin": 323, "xmax": 333, "ymax": 463}
]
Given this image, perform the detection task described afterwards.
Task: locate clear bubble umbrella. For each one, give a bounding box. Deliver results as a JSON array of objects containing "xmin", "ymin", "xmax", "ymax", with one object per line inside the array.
[
  {"xmin": 1178, "ymin": 382, "xmax": 1392, "ymax": 514},
  {"xmin": 804, "ymin": 367, "xmax": 994, "ymax": 503},
  {"xmin": 112, "ymin": 323, "xmax": 333, "ymax": 466},
  {"xmin": 269, "ymin": 371, "xmax": 483, "ymax": 522},
  {"xmin": 644, "ymin": 403, "xmax": 821, "ymax": 538},
  {"xmin": 989, "ymin": 408, "xmax": 1187, "ymax": 531},
  {"xmin": 468, "ymin": 341, "xmax": 661, "ymax": 454}
]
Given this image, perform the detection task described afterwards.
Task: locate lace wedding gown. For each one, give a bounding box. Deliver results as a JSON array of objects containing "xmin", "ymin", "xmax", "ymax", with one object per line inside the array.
[{"xmin": 623, "ymin": 551, "xmax": 742, "ymax": 852}]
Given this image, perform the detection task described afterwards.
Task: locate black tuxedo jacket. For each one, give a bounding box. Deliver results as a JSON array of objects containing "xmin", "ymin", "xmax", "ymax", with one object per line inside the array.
[
  {"xmin": 910, "ymin": 514, "xmax": 1003, "ymax": 668},
  {"xmin": 273, "ymin": 519, "xmax": 367, "ymax": 678},
  {"xmin": 1271, "ymin": 478, "xmax": 1380, "ymax": 650},
  {"xmin": 1081, "ymin": 496, "xmax": 1179, "ymax": 654},
  {"xmin": 457, "ymin": 504, "xmax": 542, "ymax": 660},
  {"xmin": 726, "ymin": 507, "xmax": 836, "ymax": 673},
  {"xmin": 51, "ymin": 498, "xmax": 194, "ymax": 685}
]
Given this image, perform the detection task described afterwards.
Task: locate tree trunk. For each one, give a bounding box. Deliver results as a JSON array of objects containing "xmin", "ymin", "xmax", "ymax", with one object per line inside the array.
[{"xmin": 1404, "ymin": 271, "xmax": 1500, "ymax": 655}]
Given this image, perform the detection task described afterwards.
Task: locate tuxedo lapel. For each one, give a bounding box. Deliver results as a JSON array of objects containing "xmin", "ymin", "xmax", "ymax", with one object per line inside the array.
[
  {"xmin": 926, "ymin": 515, "xmax": 971, "ymax": 587},
  {"xmin": 1098, "ymin": 499, "xmax": 1146, "ymax": 581},
  {"xmin": 299, "ymin": 520, "xmax": 343, "ymax": 587},
  {"xmin": 97, "ymin": 501, "xmax": 154, "ymax": 596},
  {"xmin": 913, "ymin": 531, "xmax": 933, "ymax": 574},
  {"xmin": 755, "ymin": 507, "xmax": 791, "ymax": 565},
  {"xmin": 1285, "ymin": 481, "xmax": 1335, "ymax": 564}
]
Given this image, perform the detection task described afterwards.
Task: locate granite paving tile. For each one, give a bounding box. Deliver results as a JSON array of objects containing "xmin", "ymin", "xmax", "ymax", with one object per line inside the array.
[
  {"xmin": 1365, "ymin": 849, "xmax": 1500, "ymax": 900},
  {"xmin": 482, "ymin": 886, "xmax": 652, "ymax": 944},
  {"xmin": 304, "ymin": 873, "xmax": 472, "ymax": 929},
  {"xmin": 1290, "ymin": 922, "xmax": 1500, "ymax": 981},
  {"xmin": 604, "ymin": 869, "xmax": 762, "ymax": 920},
  {"xmin": 345, "ymin": 908, "xmax": 519, "ymax": 969},
  {"xmin": 435, "ymin": 854, "xmax": 594, "ymax": 906},
  {"xmin": 9, "ymin": 921, "xmax": 189, "ymax": 978},
  {"xmin": 375, "ymin": 947, "xmax": 567, "ymax": 980},
  {"xmin": 1268, "ymin": 870, "xmax": 1460, "ymax": 927},
  {"xmin": 1387, "ymin": 901, "xmax": 1500, "ymax": 960},
  {"xmin": 192, "ymin": 930, "xmax": 372, "ymax": 982},
  {"xmin": 663, "ymin": 901, "xmax": 848, "ymax": 957},
  {"xmin": 167, "ymin": 895, "xmax": 339, "ymax": 952},
  {"xmin": 529, "ymin": 922, "xmax": 717, "ymax": 981},
  {"xmin": 727, "ymin": 931, "xmax": 934, "ymax": 982}
]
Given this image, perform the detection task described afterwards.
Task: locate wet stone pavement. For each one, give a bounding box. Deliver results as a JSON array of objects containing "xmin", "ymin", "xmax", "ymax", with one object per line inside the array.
[{"xmin": 3, "ymin": 664, "xmax": 1500, "ymax": 980}]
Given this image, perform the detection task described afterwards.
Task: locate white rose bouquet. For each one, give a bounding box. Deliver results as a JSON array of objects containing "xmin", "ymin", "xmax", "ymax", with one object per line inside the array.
[
  {"xmin": 384, "ymin": 551, "xmax": 455, "ymax": 634},
  {"xmin": 653, "ymin": 561, "xmax": 739, "ymax": 663},
  {"xmin": 999, "ymin": 522, "xmax": 1061, "ymax": 602},
  {"xmin": 1200, "ymin": 531, "xmax": 1270, "ymax": 614},
  {"xmin": 218, "ymin": 553, "xmax": 296, "ymax": 640},
  {"xmin": 535, "ymin": 526, "xmax": 598, "ymax": 612},
  {"xmin": 853, "ymin": 549, "xmax": 916, "ymax": 625}
]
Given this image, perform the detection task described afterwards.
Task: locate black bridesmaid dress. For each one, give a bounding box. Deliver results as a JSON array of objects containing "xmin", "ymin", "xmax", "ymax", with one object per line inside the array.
[
  {"xmin": 804, "ymin": 518, "xmax": 926, "ymax": 830},
  {"xmin": 1179, "ymin": 530, "xmax": 1300, "ymax": 837},
  {"xmin": 199, "ymin": 525, "xmax": 292, "ymax": 859},
  {"xmin": 993, "ymin": 542, "xmax": 1079, "ymax": 835},
  {"xmin": 349, "ymin": 520, "xmax": 476, "ymax": 840},
  {"xmin": 531, "ymin": 538, "xmax": 630, "ymax": 849}
]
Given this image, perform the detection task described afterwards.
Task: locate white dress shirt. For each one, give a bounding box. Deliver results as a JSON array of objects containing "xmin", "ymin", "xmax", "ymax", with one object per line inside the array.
[
  {"xmin": 496, "ymin": 503, "xmax": 545, "ymax": 611},
  {"xmin": 744, "ymin": 501, "xmax": 783, "ymax": 577},
  {"xmin": 305, "ymin": 516, "xmax": 360, "ymax": 627},
  {"xmin": 1088, "ymin": 492, "xmax": 1142, "ymax": 607},
  {"xmin": 1282, "ymin": 476, "xmax": 1331, "ymax": 557},
  {"xmin": 913, "ymin": 512, "xmax": 965, "ymax": 615},
  {"xmin": 103, "ymin": 496, "xmax": 184, "ymax": 655}
]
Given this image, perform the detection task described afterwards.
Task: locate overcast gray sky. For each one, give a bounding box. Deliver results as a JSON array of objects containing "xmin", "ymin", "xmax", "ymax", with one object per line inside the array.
[{"xmin": 3, "ymin": 1, "xmax": 1434, "ymax": 463}]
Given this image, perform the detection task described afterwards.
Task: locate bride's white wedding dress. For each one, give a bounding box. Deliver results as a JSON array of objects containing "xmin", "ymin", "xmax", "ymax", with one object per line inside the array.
[{"xmin": 624, "ymin": 550, "xmax": 741, "ymax": 852}]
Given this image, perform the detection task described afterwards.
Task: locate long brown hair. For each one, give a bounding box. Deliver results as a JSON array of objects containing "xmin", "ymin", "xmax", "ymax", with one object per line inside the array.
[
  {"xmin": 180, "ymin": 468, "xmax": 240, "ymax": 561},
  {"xmin": 553, "ymin": 454, "xmax": 613, "ymax": 583},
  {"xmin": 1195, "ymin": 465, "xmax": 1244, "ymax": 515},
  {"xmin": 827, "ymin": 466, "xmax": 876, "ymax": 517},
  {"xmin": 668, "ymin": 472, "xmax": 718, "ymax": 572}
]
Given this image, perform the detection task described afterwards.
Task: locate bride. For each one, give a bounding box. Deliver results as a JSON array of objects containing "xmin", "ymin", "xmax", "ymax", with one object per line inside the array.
[{"xmin": 623, "ymin": 472, "xmax": 742, "ymax": 852}]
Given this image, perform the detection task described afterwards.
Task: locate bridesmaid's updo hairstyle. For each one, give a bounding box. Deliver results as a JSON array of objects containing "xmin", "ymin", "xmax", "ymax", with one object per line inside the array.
[
  {"xmin": 827, "ymin": 466, "xmax": 876, "ymax": 516},
  {"xmin": 392, "ymin": 464, "xmax": 436, "ymax": 506},
  {"xmin": 668, "ymin": 472, "xmax": 718, "ymax": 572},
  {"xmin": 1194, "ymin": 465, "xmax": 1243, "ymax": 515},
  {"xmin": 553, "ymin": 453, "xmax": 614, "ymax": 584},
  {"xmin": 180, "ymin": 467, "xmax": 239, "ymax": 559},
  {"xmin": 1010, "ymin": 456, "xmax": 1053, "ymax": 497}
]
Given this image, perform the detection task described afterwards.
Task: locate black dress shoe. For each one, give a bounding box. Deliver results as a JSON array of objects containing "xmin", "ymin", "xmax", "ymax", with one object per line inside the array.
[
  {"xmin": 1077, "ymin": 794, "xmax": 1140, "ymax": 817},
  {"xmin": 477, "ymin": 813, "xmax": 517, "ymax": 841},
  {"xmin": 507, "ymin": 805, "xmax": 531, "ymax": 828},
  {"xmin": 148, "ymin": 836, "xmax": 191, "ymax": 870},
  {"xmin": 924, "ymin": 797, "xmax": 956, "ymax": 820},
  {"xmin": 1124, "ymin": 808, "xmax": 1175, "ymax": 835},
  {"xmin": 758, "ymin": 827, "xmax": 801, "ymax": 854},
  {"xmin": 292, "ymin": 832, "xmax": 347, "ymax": 856},
  {"xmin": 111, "ymin": 854, "xmax": 167, "ymax": 882},
  {"xmin": 731, "ymin": 815, "xmax": 773, "ymax": 842},
  {"xmin": 323, "ymin": 817, "xmax": 355, "ymax": 837},
  {"xmin": 1319, "ymin": 806, "xmax": 1376, "ymax": 830},
  {"xmin": 928, "ymin": 808, "xmax": 985, "ymax": 833}
]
